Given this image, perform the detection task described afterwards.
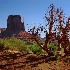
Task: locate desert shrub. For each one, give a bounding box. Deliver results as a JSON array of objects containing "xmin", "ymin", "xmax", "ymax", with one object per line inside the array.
[
  {"xmin": 25, "ymin": 41, "xmax": 45, "ymax": 54},
  {"xmin": 0, "ymin": 43, "xmax": 5, "ymax": 50},
  {"xmin": 25, "ymin": 45, "xmax": 33, "ymax": 53},
  {"xmin": 32, "ymin": 46, "xmax": 40, "ymax": 54},
  {"xmin": 0, "ymin": 38, "xmax": 48, "ymax": 55},
  {"xmin": 0, "ymin": 38, "xmax": 27, "ymax": 51},
  {"xmin": 47, "ymin": 43, "xmax": 61, "ymax": 60},
  {"xmin": 39, "ymin": 49, "xmax": 47, "ymax": 55},
  {"xmin": 47, "ymin": 43, "xmax": 58, "ymax": 56},
  {"xmin": 54, "ymin": 55, "xmax": 60, "ymax": 60},
  {"xmin": 26, "ymin": 41, "xmax": 40, "ymax": 54}
]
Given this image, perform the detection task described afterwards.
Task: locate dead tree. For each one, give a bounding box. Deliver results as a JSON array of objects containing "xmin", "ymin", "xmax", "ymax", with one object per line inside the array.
[{"xmin": 28, "ymin": 4, "xmax": 70, "ymax": 56}]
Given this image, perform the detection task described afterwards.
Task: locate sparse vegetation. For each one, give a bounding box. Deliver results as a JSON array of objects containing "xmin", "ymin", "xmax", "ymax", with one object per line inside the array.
[
  {"xmin": 47, "ymin": 43, "xmax": 58, "ymax": 55},
  {"xmin": 0, "ymin": 37, "xmax": 47, "ymax": 55},
  {"xmin": 0, "ymin": 37, "xmax": 27, "ymax": 51}
]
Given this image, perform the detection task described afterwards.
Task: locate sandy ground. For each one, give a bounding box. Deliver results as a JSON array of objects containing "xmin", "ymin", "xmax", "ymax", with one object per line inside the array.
[{"xmin": 0, "ymin": 49, "xmax": 70, "ymax": 70}]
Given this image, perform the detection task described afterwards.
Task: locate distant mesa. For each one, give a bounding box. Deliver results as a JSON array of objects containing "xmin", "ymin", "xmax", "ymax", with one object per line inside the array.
[
  {"xmin": 0, "ymin": 15, "xmax": 42, "ymax": 40},
  {"xmin": 7, "ymin": 15, "xmax": 25, "ymax": 31},
  {"xmin": 0, "ymin": 15, "xmax": 32, "ymax": 40}
]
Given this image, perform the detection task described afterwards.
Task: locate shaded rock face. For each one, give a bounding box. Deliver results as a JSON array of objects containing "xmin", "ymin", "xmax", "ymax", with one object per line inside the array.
[
  {"xmin": 7, "ymin": 15, "xmax": 25, "ymax": 31},
  {"xmin": 0, "ymin": 15, "xmax": 25, "ymax": 38}
]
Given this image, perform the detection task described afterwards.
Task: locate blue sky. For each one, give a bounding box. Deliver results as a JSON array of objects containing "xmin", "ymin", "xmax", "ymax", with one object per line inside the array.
[{"xmin": 0, "ymin": 0, "xmax": 70, "ymax": 38}]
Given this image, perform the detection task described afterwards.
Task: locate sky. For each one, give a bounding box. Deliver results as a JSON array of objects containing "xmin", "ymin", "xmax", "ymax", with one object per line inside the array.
[{"xmin": 0, "ymin": 0, "xmax": 70, "ymax": 38}]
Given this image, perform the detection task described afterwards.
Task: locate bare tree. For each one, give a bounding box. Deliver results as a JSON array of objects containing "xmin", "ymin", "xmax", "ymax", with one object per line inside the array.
[{"xmin": 28, "ymin": 4, "xmax": 70, "ymax": 56}]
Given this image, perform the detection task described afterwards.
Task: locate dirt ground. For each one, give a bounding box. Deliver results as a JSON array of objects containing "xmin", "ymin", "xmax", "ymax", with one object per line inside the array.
[{"xmin": 0, "ymin": 49, "xmax": 70, "ymax": 70}]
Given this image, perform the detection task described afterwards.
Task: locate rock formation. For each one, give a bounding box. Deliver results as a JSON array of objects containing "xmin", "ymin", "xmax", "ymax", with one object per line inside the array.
[
  {"xmin": 0, "ymin": 15, "xmax": 25, "ymax": 38},
  {"xmin": 7, "ymin": 15, "xmax": 25, "ymax": 31},
  {"xmin": 0, "ymin": 15, "xmax": 41, "ymax": 41}
]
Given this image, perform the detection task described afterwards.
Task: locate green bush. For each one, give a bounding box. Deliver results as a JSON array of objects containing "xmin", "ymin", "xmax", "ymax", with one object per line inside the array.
[
  {"xmin": 0, "ymin": 38, "xmax": 27, "ymax": 51},
  {"xmin": 0, "ymin": 43, "xmax": 5, "ymax": 49},
  {"xmin": 32, "ymin": 46, "xmax": 40, "ymax": 54},
  {"xmin": 47, "ymin": 43, "xmax": 58, "ymax": 56},
  {"xmin": 54, "ymin": 55, "xmax": 60, "ymax": 60},
  {"xmin": 25, "ymin": 40, "xmax": 48, "ymax": 55},
  {"xmin": 25, "ymin": 41, "xmax": 46, "ymax": 54},
  {"xmin": 0, "ymin": 38, "xmax": 47, "ymax": 55}
]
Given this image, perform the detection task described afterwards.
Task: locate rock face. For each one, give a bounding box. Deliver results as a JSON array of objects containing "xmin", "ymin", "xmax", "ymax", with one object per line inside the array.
[
  {"xmin": 0, "ymin": 15, "xmax": 25, "ymax": 38},
  {"xmin": 7, "ymin": 15, "xmax": 25, "ymax": 31},
  {"xmin": 0, "ymin": 15, "xmax": 41, "ymax": 40},
  {"xmin": 16, "ymin": 31, "xmax": 34, "ymax": 40}
]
